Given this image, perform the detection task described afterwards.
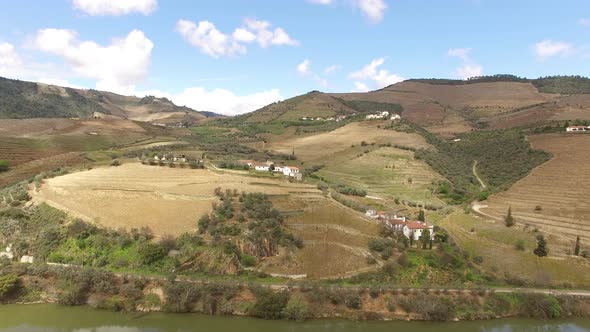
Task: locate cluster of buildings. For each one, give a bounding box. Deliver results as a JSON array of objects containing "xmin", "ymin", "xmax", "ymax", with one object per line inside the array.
[
  {"xmin": 153, "ymin": 154, "xmax": 188, "ymax": 163},
  {"xmin": 300, "ymin": 115, "xmax": 349, "ymax": 122},
  {"xmin": 566, "ymin": 126, "xmax": 590, "ymax": 132},
  {"xmin": 366, "ymin": 210, "xmax": 434, "ymax": 241},
  {"xmin": 365, "ymin": 111, "xmax": 402, "ymax": 121},
  {"xmin": 239, "ymin": 160, "xmax": 302, "ymax": 180}
]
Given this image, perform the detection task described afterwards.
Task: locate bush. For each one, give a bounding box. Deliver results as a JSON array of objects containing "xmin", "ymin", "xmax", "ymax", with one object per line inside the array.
[
  {"xmin": 398, "ymin": 294, "xmax": 456, "ymax": 321},
  {"xmin": 240, "ymin": 254, "xmax": 257, "ymax": 267},
  {"xmin": 0, "ymin": 160, "xmax": 9, "ymax": 172},
  {"xmin": 0, "ymin": 274, "xmax": 19, "ymax": 300},
  {"xmin": 136, "ymin": 242, "xmax": 167, "ymax": 265},
  {"xmin": 282, "ymin": 295, "xmax": 311, "ymax": 321},
  {"xmin": 521, "ymin": 294, "xmax": 562, "ymax": 319},
  {"xmin": 250, "ymin": 289, "xmax": 289, "ymax": 319},
  {"xmin": 344, "ymin": 292, "xmax": 362, "ymax": 309},
  {"xmin": 110, "ymin": 159, "xmax": 120, "ymax": 166}
]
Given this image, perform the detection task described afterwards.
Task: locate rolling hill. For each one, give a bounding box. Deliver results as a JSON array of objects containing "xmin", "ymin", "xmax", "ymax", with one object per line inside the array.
[
  {"xmin": 0, "ymin": 76, "xmax": 219, "ymax": 124},
  {"xmin": 232, "ymin": 75, "xmax": 590, "ymax": 138}
]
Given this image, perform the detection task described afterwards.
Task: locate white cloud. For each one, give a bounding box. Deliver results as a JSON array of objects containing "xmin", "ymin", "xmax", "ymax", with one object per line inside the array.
[
  {"xmin": 579, "ymin": 18, "xmax": 590, "ymax": 27},
  {"xmin": 447, "ymin": 48, "xmax": 471, "ymax": 61},
  {"xmin": 72, "ymin": 0, "xmax": 157, "ymax": 16},
  {"xmin": 352, "ymin": 81, "xmax": 370, "ymax": 92},
  {"xmin": 308, "ymin": 0, "xmax": 387, "ymax": 23},
  {"xmin": 296, "ymin": 59, "xmax": 328, "ymax": 88},
  {"xmin": 455, "ymin": 64, "xmax": 483, "ymax": 80},
  {"xmin": 324, "ymin": 65, "xmax": 339, "ymax": 74},
  {"xmin": 139, "ymin": 87, "xmax": 283, "ymax": 116},
  {"xmin": 447, "ymin": 47, "xmax": 483, "ymax": 79},
  {"xmin": 37, "ymin": 78, "xmax": 82, "ymax": 89},
  {"xmin": 354, "ymin": 0, "xmax": 387, "ymax": 23},
  {"xmin": 297, "ymin": 59, "xmax": 311, "ymax": 75},
  {"xmin": 177, "ymin": 18, "xmax": 298, "ymax": 58},
  {"xmin": 177, "ymin": 20, "xmax": 244, "ymax": 58},
  {"xmin": 34, "ymin": 28, "xmax": 153, "ymax": 94},
  {"xmin": 308, "ymin": 0, "xmax": 334, "ymax": 4},
  {"xmin": 534, "ymin": 40, "xmax": 573, "ymax": 59},
  {"xmin": 349, "ymin": 57, "xmax": 402, "ymax": 89},
  {"xmin": 0, "ymin": 42, "xmax": 24, "ymax": 78},
  {"xmin": 0, "ymin": 42, "xmax": 21, "ymax": 67}
]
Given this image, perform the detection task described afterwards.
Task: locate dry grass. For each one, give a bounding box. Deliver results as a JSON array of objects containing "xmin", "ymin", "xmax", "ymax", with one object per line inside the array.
[
  {"xmin": 481, "ymin": 134, "xmax": 590, "ymax": 247},
  {"xmin": 32, "ymin": 163, "xmax": 322, "ymax": 236},
  {"xmin": 266, "ymin": 121, "xmax": 431, "ymax": 163},
  {"xmin": 440, "ymin": 211, "xmax": 590, "ymax": 287},
  {"xmin": 32, "ymin": 163, "xmax": 379, "ymax": 278}
]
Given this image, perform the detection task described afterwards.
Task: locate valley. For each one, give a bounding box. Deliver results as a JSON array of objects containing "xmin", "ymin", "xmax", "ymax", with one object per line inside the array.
[{"xmin": 2, "ymin": 75, "xmax": 590, "ymax": 321}]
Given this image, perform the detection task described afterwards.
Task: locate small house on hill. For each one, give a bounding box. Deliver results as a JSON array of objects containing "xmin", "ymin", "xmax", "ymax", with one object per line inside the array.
[
  {"xmin": 566, "ymin": 126, "xmax": 590, "ymax": 132},
  {"xmin": 253, "ymin": 162, "xmax": 271, "ymax": 172},
  {"xmin": 402, "ymin": 221, "xmax": 434, "ymax": 241},
  {"xmin": 283, "ymin": 166, "xmax": 300, "ymax": 177}
]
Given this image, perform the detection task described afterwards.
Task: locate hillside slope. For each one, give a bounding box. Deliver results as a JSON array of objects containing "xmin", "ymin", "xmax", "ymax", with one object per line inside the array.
[{"xmin": 0, "ymin": 76, "xmax": 215, "ymax": 123}]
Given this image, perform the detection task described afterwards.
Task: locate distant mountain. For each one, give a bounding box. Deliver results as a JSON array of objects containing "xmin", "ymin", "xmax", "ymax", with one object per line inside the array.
[
  {"xmin": 237, "ymin": 75, "xmax": 590, "ymax": 136},
  {"xmin": 0, "ymin": 76, "xmax": 209, "ymax": 124}
]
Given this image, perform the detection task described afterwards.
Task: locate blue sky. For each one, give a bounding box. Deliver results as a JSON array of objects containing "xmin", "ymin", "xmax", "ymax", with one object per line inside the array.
[{"xmin": 0, "ymin": 0, "xmax": 588, "ymax": 115}]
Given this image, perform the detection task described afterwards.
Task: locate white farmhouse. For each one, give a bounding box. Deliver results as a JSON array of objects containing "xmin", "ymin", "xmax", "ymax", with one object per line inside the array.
[
  {"xmin": 390, "ymin": 114, "xmax": 401, "ymax": 120},
  {"xmin": 283, "ymin": 166, "xmax": 300, "ymax": 177},
  {"xmin": 566, "ymin": 126, "xmax": 590, "ymax": 132},
  {"xmin": 254, "ymin": 163, "xmax": 271, "ymax": 172},
  {"xmin": 402, "ymin": 221, "xmax": 435, "ymax": 241},
  {"xmin": 273, "ymin": 165, "xmax": 284, "ymax": 173}
]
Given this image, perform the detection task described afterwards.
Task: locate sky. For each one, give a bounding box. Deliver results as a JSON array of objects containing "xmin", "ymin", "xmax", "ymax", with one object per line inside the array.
[{"xmin": 0, "ymin": 0, "xmax": 589, "ymax": 115}]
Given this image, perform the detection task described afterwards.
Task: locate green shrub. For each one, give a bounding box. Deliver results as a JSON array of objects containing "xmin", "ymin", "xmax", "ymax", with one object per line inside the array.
[
  {"xmin": 0, "ymin": 274, "xmax": 19, "ymax": 300},
  {"xmin": 240, "ymin": 254, "xmax": 257, "ymax": 267},
  {"xmin": 282, "ymin": 295, "xmax": 311, "ymax": 321},
  {"xmin": 136, "ymin": 242, "xmax": 167, "ymax": 265},
  {"xmin": 0, "ymin": 160, "xmax": 8, "ymax": 172},
  {"xmin": 250, "ymin": 289, "xmax": 289, "ymax": 319}
]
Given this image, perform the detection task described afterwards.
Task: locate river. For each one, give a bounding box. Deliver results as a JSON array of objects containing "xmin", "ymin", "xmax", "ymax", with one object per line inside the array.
[{"xmin": 1, "ymin": 305, "xmax": 590, "ymax": 332}]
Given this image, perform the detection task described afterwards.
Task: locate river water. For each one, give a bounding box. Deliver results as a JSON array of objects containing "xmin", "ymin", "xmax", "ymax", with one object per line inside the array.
[{"xmin": 1, "ymin": 304, "xmax": 590, "ymax": 332}]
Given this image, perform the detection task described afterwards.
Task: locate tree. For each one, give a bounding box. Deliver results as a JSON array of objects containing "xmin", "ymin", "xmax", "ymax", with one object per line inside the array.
[
  {"xmin": 575, "ymin": 236, "xmax": 581, "ymax": 256},
  {"xmin": 420, "ymin": 229, "xmax": 431, "ymax": 250},
  {"xmin": 534, "ymin": 235, "xmax": 549, "ymax": 257},
  {"xmin": 418, "ymin": 210, "xmax": 425, "ymax": 222},
  {"xmin": 0, "ymin": 160, "xmax": 8, "ymax": 172},
  {"xmin": 0, "ymin": 274, "xmax": 19, "ymax": 300},
  {"xmin": 504, "ymin": 206, "xmax": 515, "ymax": 227}
]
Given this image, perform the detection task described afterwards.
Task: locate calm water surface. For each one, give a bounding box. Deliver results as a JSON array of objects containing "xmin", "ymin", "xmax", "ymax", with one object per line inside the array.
[{"xmin": 0, "ymin": 304, "xmax": 589, "ymax": 332}]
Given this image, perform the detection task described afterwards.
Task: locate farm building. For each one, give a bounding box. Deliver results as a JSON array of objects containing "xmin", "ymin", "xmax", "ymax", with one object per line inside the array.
[
  {"xmin": 366, "ymin": 111, "xmax": 390, "ymax": 120},
  {"xmin": 253, "ymin": 163, "xmax": 271, "ymax": 172},
  {"xmin": 391, "ymin": 114, "xmax": 401, "ymax": 120},
  {"xmin": 566, "ymin": 126, "xmax": 590, "ymax": 132},
  {"xmin": 283, "ymin": 166, "xmax": 300, "ymax": 177},
  {"xmin": 402, "ymin": 221, "xmax": 435, "ymax": 241},
  {"xmin": 238, "ymin": 159, "xmax": 254, "ymax": 167}
]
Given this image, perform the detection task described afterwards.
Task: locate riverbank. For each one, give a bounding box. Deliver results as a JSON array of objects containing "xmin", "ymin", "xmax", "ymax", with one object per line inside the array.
[
  {"xmin": 2, "ymin": 264, "xmax": 590, "ymax": 322},
  {"xmin": 2, "ymin": 304, "xmax": 590, "ymax": 332}
]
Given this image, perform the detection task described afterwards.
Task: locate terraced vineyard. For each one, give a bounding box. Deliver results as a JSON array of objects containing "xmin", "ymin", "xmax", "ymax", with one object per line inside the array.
[
  {"xmin": 316, "ymin": 146, "xmax": 442, "ymax": 205},
  {"xmin": 481, "ymin": 134, "xmax": 590, "ymax": 242}
]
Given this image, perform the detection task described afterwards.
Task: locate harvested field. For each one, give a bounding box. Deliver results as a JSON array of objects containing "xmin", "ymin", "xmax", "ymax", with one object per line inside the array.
[
  {"xmin": 480, "ymin": 134, "xmax": 590, "ymax": 244},
  {"xmin": 32, "ymin": 164, "xmax": 379, "ymax": 278},
  {"xmin": 266, "ymin": 122, "xmax": 431, "ymax": 163},
  {"xmin": 32, "ymin": 163, "xmax": 322, "ymax": 236}
]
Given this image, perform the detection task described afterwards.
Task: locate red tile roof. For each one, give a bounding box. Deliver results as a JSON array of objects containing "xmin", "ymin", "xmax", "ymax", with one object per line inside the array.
[{"xmin": 405, "ymin": 221, "xmax": 432, "ymax": 230}]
